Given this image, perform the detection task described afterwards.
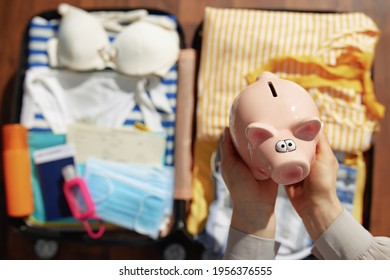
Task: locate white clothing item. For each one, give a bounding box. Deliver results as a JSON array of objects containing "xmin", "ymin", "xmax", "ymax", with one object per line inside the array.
[
  {"xmin": 22, "ymin": 68, "xmax": 172, "ymax": 133},
  {"xmin": 274, "ymin": 187, "xmax": 313, "ymax": 259},
  {"xmin": 204, "ymin": 164, "xmax": 233, "ymax": 255},
  {"xmin": 48, "ymin": 3, "xmax": 180, "ymax": 77}
]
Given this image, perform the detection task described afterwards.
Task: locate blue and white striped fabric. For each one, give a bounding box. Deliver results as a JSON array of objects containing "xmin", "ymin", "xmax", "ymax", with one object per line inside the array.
[{"xmin": 26, "ymin": 15, "xmax": 178, "ymax": 166}]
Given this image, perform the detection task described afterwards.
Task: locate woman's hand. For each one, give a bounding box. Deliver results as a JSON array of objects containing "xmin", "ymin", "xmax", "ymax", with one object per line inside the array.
[
  {"xmin": 284, "ymin": 130, "xmax": 343, "ymax": 240},
  {"xmin": 220, "ymin": 127, "xmax": 279, "ymax": 238}
]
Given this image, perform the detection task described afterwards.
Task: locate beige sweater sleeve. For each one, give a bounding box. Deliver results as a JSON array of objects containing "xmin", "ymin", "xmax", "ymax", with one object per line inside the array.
[
  {"xmin": 312, "ymin": 209, "xmax": 390, "ymax": 260},
  {"xmin": 223, "ymin": 226, "xmax": 279, "ymax": 260},
  {"xmin": 224, "ymin": 209, "xmax": 390, "ymax": 260}
]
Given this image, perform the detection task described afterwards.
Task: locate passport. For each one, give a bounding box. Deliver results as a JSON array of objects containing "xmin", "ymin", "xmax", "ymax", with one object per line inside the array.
[{"xmin": 33, "ymin": 144, "xmax": 75, "ymax": 221}]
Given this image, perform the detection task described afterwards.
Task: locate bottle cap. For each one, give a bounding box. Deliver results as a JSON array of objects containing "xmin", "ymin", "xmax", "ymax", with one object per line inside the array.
[
  {"xmin": 2, "ymin": 124, "xmax": 28, "ymax": 151},
  {"xmin": 62, "ymin": 165, "xmax": 77, "ymax": 181}
]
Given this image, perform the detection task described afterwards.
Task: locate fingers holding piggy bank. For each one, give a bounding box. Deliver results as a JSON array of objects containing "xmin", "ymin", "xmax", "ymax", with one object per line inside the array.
[{"xmin": 229, "ymin": 72, "xmax": 322, "ymax": 185}]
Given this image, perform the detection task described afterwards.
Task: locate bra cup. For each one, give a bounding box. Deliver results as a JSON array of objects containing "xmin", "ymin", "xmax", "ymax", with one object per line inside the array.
[
  {"xmin": 56, "ymin": 4, "xmax": 109, "ymax": 71},
  {"xmin": 112, "ymin": 21, "xmax": 180, "ymax": 77}
]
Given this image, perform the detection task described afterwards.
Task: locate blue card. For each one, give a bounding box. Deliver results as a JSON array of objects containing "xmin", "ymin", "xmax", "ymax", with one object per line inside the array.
[{"xmin": 33, "ymin": 144, "xmax": 75, "ymax": 221}]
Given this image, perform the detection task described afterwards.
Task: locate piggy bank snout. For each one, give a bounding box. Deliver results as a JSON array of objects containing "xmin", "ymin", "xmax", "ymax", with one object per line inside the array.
[{"xmin": 271, "ymin": 161, "xmax": 310, "ymax": 185}]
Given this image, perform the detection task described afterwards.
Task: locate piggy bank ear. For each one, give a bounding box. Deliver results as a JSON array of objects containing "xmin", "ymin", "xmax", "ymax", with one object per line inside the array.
[
  {"xmin": 245, "ymin": 123, "xmax": 276, "ymax": 147},
  {"xmin": 293, "ymin": 118, "xmax": 322, "ymax": 141}
]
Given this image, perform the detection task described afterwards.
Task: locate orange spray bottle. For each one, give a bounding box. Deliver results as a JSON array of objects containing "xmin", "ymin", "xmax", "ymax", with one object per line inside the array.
[{"xmin": 2, "ymin": 124, "xmax": 34, "ymax": 217}]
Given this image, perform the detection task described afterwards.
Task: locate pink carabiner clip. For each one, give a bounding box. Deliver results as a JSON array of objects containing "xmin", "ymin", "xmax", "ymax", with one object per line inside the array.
[{"xmin": 62, "ymin": 165, "xmax": 105, "ymax": 239}]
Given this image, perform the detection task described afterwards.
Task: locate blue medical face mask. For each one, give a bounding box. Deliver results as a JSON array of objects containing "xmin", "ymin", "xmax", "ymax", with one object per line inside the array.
[{"xmin": 83, "ymin": 159, "xmax": 174, "ymax": 239}]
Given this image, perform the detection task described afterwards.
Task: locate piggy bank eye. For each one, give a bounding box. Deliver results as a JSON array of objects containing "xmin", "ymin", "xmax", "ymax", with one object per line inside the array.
[
  {"xmin": 285, "ymin": 139, "xmax": 296, "ymax": 152},
  {"xmin": 275, "ymin": 140, "xmax": 288, "ymax": 153}
]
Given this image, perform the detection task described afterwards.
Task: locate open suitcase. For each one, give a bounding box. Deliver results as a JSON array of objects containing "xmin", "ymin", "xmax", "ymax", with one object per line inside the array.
[
  {"xmin": 0, "ymin": 3, "xmax": 204, "ymax": 259},
  {"xmin": 187, "ymin": 7, "xmax": 382, "ymax": 259},
  {"xmin": 1, "ymin": 4, "xmax": 383, "ymax": 260}
]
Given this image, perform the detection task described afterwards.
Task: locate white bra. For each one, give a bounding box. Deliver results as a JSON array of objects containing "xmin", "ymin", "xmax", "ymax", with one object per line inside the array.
[{"xmin": 48, "ymin": 3, "xmax": 180, "ymax": 77}]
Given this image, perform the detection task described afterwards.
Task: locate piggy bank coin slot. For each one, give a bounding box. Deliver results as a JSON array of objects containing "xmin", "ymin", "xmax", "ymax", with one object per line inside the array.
[{"xmin": 267, "ymin": 82, "xmax": 278, "ymax": 97}]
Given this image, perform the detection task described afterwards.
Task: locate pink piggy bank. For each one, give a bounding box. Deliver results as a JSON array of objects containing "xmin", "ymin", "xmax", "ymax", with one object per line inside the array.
[{"xmin": 229, "ymin": 72, "xmax": 322, "ymax": 185}]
